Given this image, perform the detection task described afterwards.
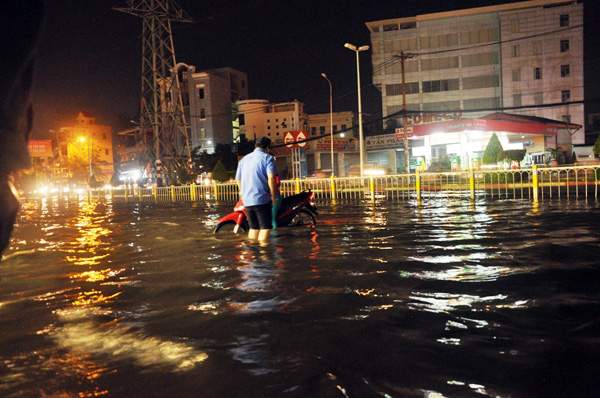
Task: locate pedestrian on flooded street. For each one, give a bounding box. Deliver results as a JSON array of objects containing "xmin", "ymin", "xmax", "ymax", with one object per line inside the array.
[{"xmin": 235, "ymin": 137, "xmax": 278, "ymax": 242}]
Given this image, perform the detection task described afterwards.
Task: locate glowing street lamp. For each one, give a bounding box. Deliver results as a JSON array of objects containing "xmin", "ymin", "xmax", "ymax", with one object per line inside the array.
[{"xmin": 344, "ymin": 42, "xmax": 369, "ymax": 177}]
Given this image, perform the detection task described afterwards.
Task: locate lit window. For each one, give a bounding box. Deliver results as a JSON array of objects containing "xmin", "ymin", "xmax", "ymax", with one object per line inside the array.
[
  {"xmin": 561, "ymin": 64, "xmax": 570, "ymax": 77},
  {"xmin": 560, "ymin": 39, "xmax": 570, "ymax": 52}
]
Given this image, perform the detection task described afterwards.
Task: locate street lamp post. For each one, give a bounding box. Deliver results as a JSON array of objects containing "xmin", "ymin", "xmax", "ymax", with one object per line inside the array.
[
  {"xmin": 344, "ymin": 42, "xmax": 369, "ymax": 177},
  {"xmin": 320, "ymin": 73, "xmax": 334, "ymax": 176}
]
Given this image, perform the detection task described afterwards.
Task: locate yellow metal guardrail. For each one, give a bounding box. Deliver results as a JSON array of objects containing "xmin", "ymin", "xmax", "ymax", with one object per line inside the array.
[{"xmin": 48, "ymin": 165, "xmax": 600, "ymax": 204}]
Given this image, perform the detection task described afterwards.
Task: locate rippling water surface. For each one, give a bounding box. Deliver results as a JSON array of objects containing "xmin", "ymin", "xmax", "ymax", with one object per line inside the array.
[{"xmin": 1, "ymin": 198, "xmax": 600, "ymax": 397}]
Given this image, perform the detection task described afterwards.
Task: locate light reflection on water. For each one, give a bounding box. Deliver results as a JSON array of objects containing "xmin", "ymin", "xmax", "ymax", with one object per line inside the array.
[{"xmin": 1, "ymin": 198, "xmax": 600, "ymax": 397}]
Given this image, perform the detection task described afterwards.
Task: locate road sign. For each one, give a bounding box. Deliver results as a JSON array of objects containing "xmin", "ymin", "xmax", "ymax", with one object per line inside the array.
[{"xmin": 284, "ymin": 131, "xmax": 307, "ymax": 148}]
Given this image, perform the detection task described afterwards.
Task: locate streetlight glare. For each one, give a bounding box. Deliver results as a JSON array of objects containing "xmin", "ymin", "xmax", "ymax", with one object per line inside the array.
[
  {"xmin": 320, "ymin": 72, "xmax": 327, "ymax": 79},
  {"xmin": 344, "ymin": 42, "xmax": 356, "ymax": 51},
  {"xmin": 78, "ymin": 136, "xmax": 87, "ymax": 143},
  {"xmin": 358, "ymin": 45, "xmax": 370, "ymax": 52}
]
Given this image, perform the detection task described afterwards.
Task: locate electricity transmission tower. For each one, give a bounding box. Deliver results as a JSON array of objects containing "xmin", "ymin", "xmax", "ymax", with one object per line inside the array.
[{"xmin": 115, "ymin": 0, "xmax": 193, "ymax": 172}]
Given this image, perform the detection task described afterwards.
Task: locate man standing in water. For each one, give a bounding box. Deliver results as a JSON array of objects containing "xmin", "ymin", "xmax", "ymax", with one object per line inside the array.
[{"xmin": 235, "ymin": 137, "xmax": 278, "ymax": 242}]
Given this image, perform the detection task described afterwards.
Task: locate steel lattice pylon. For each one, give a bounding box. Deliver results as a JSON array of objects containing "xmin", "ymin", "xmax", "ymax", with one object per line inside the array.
[{"xmin": 115, "ymin": 0, "xmax": 192, "ymax": 170}]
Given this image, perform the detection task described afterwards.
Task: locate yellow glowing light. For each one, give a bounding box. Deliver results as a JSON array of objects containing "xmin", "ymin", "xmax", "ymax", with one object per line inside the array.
[
  {"xmin": 364, "ymin": 168, "xmax": 386, "ymax": 176},
  {"xmin": 78, "ymin": 136, "xmax": 87, "ymax": 143}
]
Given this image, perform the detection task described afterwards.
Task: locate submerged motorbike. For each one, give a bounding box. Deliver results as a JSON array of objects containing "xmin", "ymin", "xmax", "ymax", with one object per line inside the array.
[{"xmin": 214, "ymin": 191, "xmax": 317, "ymax": 234}]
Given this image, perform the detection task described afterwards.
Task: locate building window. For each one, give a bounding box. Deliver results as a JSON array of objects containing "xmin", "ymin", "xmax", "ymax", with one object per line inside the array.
[
  {"xmin": 238, "ymin": 114, "xmax": 245, "ymax": 125},
  {"xmin": 341, "ymin": 124, "xmax": 347, "ymax": 131},
  {"xmin": 513, "ymin": 93, "xmax": 522, "ymax": 107},
  {"xmin": 511, "ymin": 45, "xmax": 520, "ymax": 57},
  {"xmin": 562, "ymin": 114, "xmax": 571, "ymax": 123},
  {"xmin": 333, "ymin": 125, "xmax": 338, "ymax": 132},
  {"xmin": 200, "ymin": 108, "xmax": 206, "ymax": 119},
  {"xmin": 310, "ymin": 127, "xmax": 316, "ymax": 136},
  {"xmin": 512, "ymin": 69, "xmax": 521, "ymax": 82},
  {"xmin": 561, "ymin": 90, "xmax": 571, "ymax": 103},
  {"xmin": 422, "ymin": 78, "xmax": 459, "ymax": 93},
  {"xmin": 276, "ymin": 132, "xmax": 279, "ymax": 136},
  {"xmin": 462, "ymin": 74, "xmax": 500, "ymax": 90},
  {"xmin": 533, "ymin": 93, "xmax": 543, "ymax": 105},
  {"xmin": 400, "ymin": 22, "xmax": 416, "ymax": 30},
  {"xmin": 561, "ymin": 64, "xmax": 570, "ymax": 77},
  {"xmin": 386, "ymin": 82, "xmax": 419, "ymax": 95},
  {"xmin": 267, "ymin": 126, "xmax": 270, "ymax": 130},
  {"xmin": 199, "ymin": 128, "xmax": 206, "ymax": 139},
  {"xmin": 510, "ymin": 19, "xmax": 519, "ymax": 33},
  {"xmin": 534, "ymin": 67, "xmax": 542, "ymax": 80},
  {"xmin": 319, "ymin": 126, "xmax": 325, "ymax": 135},
  {"xmin": 560, "ymin": 14, "xmax": 569, "ymax": 27},
  {"xmin": 198, "ymin": 88, "xmax": 205, "ymax": 99},
  {"xmin": 560, "ymin": 39, "xmax": 570, "ymax": 52}
]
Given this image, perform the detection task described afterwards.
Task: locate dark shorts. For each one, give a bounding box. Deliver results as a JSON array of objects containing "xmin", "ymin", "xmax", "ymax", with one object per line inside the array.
[{"xmin": 245, "ymin": 202, "xmax": 272, "ymax": 230}]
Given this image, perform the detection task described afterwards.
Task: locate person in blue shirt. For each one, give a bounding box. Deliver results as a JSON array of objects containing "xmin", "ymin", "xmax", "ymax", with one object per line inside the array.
[{"xmin": 235, "ymin": 137, "xmax": 278, "ymax": 242}]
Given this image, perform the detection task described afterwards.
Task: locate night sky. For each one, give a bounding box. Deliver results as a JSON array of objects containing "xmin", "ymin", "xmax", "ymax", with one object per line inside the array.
[{"xmin": 32, "ymin": 0, "xmax": 599, "ymax": 140}]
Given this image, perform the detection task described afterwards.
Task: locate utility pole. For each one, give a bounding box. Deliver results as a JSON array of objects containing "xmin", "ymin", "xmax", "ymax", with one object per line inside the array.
[{"xmin": 397, "ymin": 51, "xmax": 416, "ymax": 173}]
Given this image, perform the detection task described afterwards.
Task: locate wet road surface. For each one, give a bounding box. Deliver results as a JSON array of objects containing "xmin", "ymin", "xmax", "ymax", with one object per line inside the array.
[{"xmin": 1, "ymin": 198, "xmax": 600, "ymax": 397}]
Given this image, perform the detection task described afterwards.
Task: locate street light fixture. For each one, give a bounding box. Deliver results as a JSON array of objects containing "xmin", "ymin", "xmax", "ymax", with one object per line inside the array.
[
  {"xmin": 344, "ymin": 42, "xmax": 369, "ymax": 177},
  {"xmin": 320, "ymin": 72, "xmax": 335, "ymax": 176}
]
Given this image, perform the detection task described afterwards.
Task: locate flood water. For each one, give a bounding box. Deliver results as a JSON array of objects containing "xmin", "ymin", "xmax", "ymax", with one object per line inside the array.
[{"xmin": 1, "ymin": 198, "xmax": 600, "ymax": 398}]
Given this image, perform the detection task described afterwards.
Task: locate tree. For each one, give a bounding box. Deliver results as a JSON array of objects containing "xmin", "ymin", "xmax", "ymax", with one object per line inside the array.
[
  {"xmin": 594, "ymin": 135, "xmax": 600, "ymax": 158},
  {"xmin": 482, "ymin": 133, "xmax": 504, "ymax": 164},
  {"xmin": 212, "ymin": 160, "xmax": 229, "ymax": 182}
]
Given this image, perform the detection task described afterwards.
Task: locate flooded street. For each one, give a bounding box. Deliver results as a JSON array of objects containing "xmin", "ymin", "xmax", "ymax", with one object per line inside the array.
[{"xmin": 1, "ymin": 198, "xmax": 600, "ymax": 397}]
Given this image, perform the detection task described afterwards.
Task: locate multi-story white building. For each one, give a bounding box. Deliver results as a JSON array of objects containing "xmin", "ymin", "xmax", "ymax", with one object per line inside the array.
[
  {"xmin": 179, "ymin": 66, "xmax": 248, "ymax": 154},
  {"xmin": 366, "ymin": 0, "xmax": 584, "ymax": 144},
  {"xmin": 306, "ymin": 112, "xmax": 354, "ymax": 139},
  {"xmin": 236, "ymin": 99, "xmax": 306, "ymax": 145}
]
